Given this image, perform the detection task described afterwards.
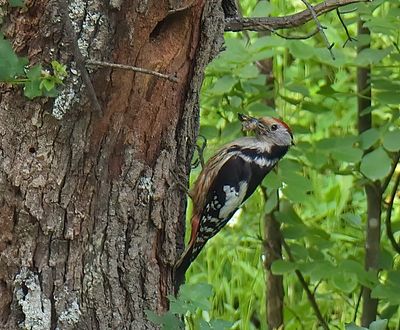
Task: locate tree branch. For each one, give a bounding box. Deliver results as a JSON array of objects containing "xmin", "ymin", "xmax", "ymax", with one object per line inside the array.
[
  {"xmin": 385, "ymin": 172, "xmax": 400, "ymax": 254},
  {"xmin": 225, "ymin": 0, "xmax": 369, "ymax": 32},
  {"xmin": 86, "ymin": 60, "xmax": 178, "ymax": 83},
  {"xmin": 382, "ymin": 152, "xmax": 400, "ymax": 194},
  {"xmin": 337, "ymin": 8, "xmax": 357, "ymax": 47},
  {"xmin": 300, "ymin": 0, "xmax": 335, "ymax": 59}
]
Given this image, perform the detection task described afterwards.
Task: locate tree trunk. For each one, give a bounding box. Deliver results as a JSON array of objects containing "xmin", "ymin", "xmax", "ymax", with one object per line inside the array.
[
  {"xmin": 257, "ymin": 41, "xmax": 284, "ymax": 329},
  {"xmin": 357, "ymin": 19, "xmax": 381, "ymax": 327},
  {"xmin": 0, "ymin": 0, "xmax": 223, "ymax": 329}
]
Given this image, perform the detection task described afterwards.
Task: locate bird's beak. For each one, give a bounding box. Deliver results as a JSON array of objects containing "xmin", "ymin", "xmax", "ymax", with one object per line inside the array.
[{"xmin": 290, "ymin": 132, "xmax": 295, "ymax": 146}]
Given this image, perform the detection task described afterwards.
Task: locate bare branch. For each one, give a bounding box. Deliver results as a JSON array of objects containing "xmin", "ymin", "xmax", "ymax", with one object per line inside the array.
[
  {"xmin": 385, "ymin": 172, "xmax": 400, "ymax": 254},
  {"xmin": 300, "ymin": 0, "xmax": 335, "ymax": 59},
  {"xmin": 225, "ymin": 0, "xmax": 370, "ymax": 32},
  {"xmin": 86, "ymin": 60, "xmax": 178, "ymax": 83}
]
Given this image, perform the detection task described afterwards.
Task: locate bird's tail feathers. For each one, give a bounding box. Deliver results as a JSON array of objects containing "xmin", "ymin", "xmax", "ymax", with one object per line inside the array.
[
  {"xmin": 173, "ymin": 244, "xmax": 194, "ymax": 290},
  {"xmin": 173, "ymin": 215, "xmax": 200, "ymax": 291}
]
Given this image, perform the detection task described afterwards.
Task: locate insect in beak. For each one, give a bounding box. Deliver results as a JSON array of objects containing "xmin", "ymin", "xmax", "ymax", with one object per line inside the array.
[{"xmin": 238, "ymin": 113, "xmax": 259, "ymax": 132}]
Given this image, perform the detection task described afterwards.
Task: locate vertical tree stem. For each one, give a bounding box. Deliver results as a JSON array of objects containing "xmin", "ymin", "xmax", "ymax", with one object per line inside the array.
[
  {"xmin": 264, "ymin": 197, "xmax": 284, "ymax": 329},
  {"xmin": 357, "ymin": 19, "xmax": 382, "ymax": 327},
  {"xmin": 257, "ymin": 11, "xmax": 285, "ymax": 324}
]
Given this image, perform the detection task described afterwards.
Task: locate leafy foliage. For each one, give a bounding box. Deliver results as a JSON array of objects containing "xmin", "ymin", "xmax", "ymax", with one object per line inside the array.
[
  {"xmin": 0, "ymin": 35, "xmax": 67, "ymax": 99},
  {"xmin": 183, "ymin": 0, "xmax": 400, "ymax": 329},
  {"xmin": 146, "ymin": 283, "xmax": 233, "ymax": 330}
]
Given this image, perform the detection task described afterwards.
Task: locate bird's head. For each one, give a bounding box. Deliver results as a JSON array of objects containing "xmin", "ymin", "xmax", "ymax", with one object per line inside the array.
[{"xmin": 238, "ymin": 113, "xmax": 294, "ymax": 146}]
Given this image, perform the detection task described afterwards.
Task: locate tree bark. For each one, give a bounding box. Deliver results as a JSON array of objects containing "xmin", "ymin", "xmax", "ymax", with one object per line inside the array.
[{"xmin": 0, "ymin": 0, "xmax": 223, "ymax": 329}]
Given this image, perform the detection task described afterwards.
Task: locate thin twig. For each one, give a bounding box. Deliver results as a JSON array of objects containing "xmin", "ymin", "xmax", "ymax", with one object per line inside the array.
[
  {"xmin": 58, "ymin": 0, "xmax": 102, "ymax": 114},
  {"xmin": 313, "ymin": 279, "xmax": 323, "ymax": 295},
  {"xmin": 382, "ymin": 152, "xmax": 400, "ymax": 193},
  {"xmin": 225, "ymin": 0, "xmax": 369, "ymax": 32},
  {"xmin": 86, "ymin": 60, "xmax": 178, "ymax": 83},
  {"xmin": 191, "ymin": 135, "xmax": 207, "ymax": 169},
  {"xmin": 167, "ymin": 0, "xmax": 195, "ymax": 15},
  {"xmin": 353, "ymin": 286, "xmax": 363, "ymax": 322},
  {"xmin": 385, "ymin": 172, "xmax": 400, "ymax": 254},
  {"xmin": 282, "ymin": 240, "xmax": 329, "ymax": 330},
  {"xmin": 300, "ymin": 0, "xmax": 335, "ymax": 59},
  {"xmin": 336, "ymin": 9, "xmax": 357, "ymax": 47},
  {"xmin": 169, "ymin": 169, "xmax": 193, "ymax": 199}
]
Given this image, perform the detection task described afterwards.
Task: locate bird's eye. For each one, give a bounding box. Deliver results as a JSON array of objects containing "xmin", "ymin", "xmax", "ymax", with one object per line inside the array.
[{"xmin": 271, "ymin": 124, "xmax": 278, "ymax": 131}]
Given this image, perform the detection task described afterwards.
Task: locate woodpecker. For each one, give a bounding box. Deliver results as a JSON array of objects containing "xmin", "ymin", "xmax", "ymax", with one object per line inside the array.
[{"xmin": 174, "ymin": 113, "xmax": 293, "ymax": 286}]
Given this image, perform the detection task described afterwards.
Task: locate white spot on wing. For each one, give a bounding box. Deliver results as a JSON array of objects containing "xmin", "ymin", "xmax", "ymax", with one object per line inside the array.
[{"xmin": 219, "ymin": 182, "xmax": 248, "ymax": 218}]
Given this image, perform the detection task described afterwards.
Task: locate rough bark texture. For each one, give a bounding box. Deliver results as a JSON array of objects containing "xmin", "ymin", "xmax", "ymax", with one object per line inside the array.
[
  {"xmin": 0, "ymin": 0, "xmax": 223, "ymax": 329},
  {"xmin": 357, "ymin": 20, "xmax": 381, "ymax": 327}
]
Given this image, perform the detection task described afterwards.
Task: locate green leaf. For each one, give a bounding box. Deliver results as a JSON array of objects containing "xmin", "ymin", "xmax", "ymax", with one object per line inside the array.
[
  {"xmin": 331, "ymin": 146, "xmax": 363, "ymax": 163},
  {"xmin": 200, "ymin": 125, "xmax": 219, "ymax": 139},
  {"xmin": 247, "ymin": 102, "xmax": 276, "ymax": 117},
  {"xmin": 0, "ymin": 37, "xmax": 28, "ymax": 80},
  {"xmin": 332, "ymin": 272, "xmax": 358, "ymax": 293},
  {"xmin": 299, "ymin": 260, "xmax": 335, "ymax": 281},
  {"xmin": 209, "ymin": 76, "xmax": 237, "ymax": 95},
  {"xmin": 145, "ymin": 310, "xmax": 183, "ymax": 329},
  {"xmin": 380, "ymin": 305, "xmax": 399, "ymax": 320},
  {"xmin": 301, "ymin": 101, "xmax": 330, "ymax": 113},
  {"xmin": 359, "ymin": 128, "xmax": 380, "ymax": 150},
  {"xmin": 274, "ymin": 204, "xmax": 303, "ymax": 226},
  {"xmin": 282, "ymin": 224, "xmax": 310, "ymax": 239},
  {"xmin": 286, "ymin": 83, "xmax": 309, "ymax": 97},
  {"xmin": 288, "ymin": 41, "xmax": 314, "ymax": 59},
  {"xmin": 40, "ymin": 78, "xmax": 55, "ymax": 91},
  {"xmin": 179, "ymin": 283, "xmax": 213, "ymax": 311},
  {"xmin": 235, "ymin": 64, "xmax": 259, "ymax": 79},
  {"xmin": 262, "ymin": 171, "xmax": 282, "ymax": 190},
  {"xmin": 229, "ymin": 96, "xmax": 241, "ymax": 108},
  {"xmin": 383, "ymin": 130, "xmax": 400, "ymax": 152},
  {"xmin": 251, "ymin": 0, "xmax": 272, "ymax": 17},
  {"xmin": 360, "ymin": 147, "xmax": 392, "ymax": 181},
  {"xmin": 24, "ymin": 64, "xmax": 43, "ymax": 99},
  {"xmin": 282, "ymin": 172, "xmax": 312, "ymax": 192},
  {"xmin": 376, "ymin": 91, "xmax": 400, "ymax": 105},
  {"xmin": 271, "ymin": 260, "xmax": 296, "ymax": 275},
  {"xmin": 8, "ymin": 0, "xmax": 25, "ymax": 7},
  {"xmin": 356, "ymin": 47, "xmax": 392, "ymax": 66},
  {"xmin": 341, "ymin": 213, "xmax": 362, "ymax": 228},
  {"xmin": 371, "ymin": 284, "xmax": 400, "ymax": 305},
  {"xmin": 369, "ymin": 319, "xmax": 388, "ymax": 330},
  {"xmin": 51, "ymin": 60, "xmax": 67, "ymax": 79}
]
